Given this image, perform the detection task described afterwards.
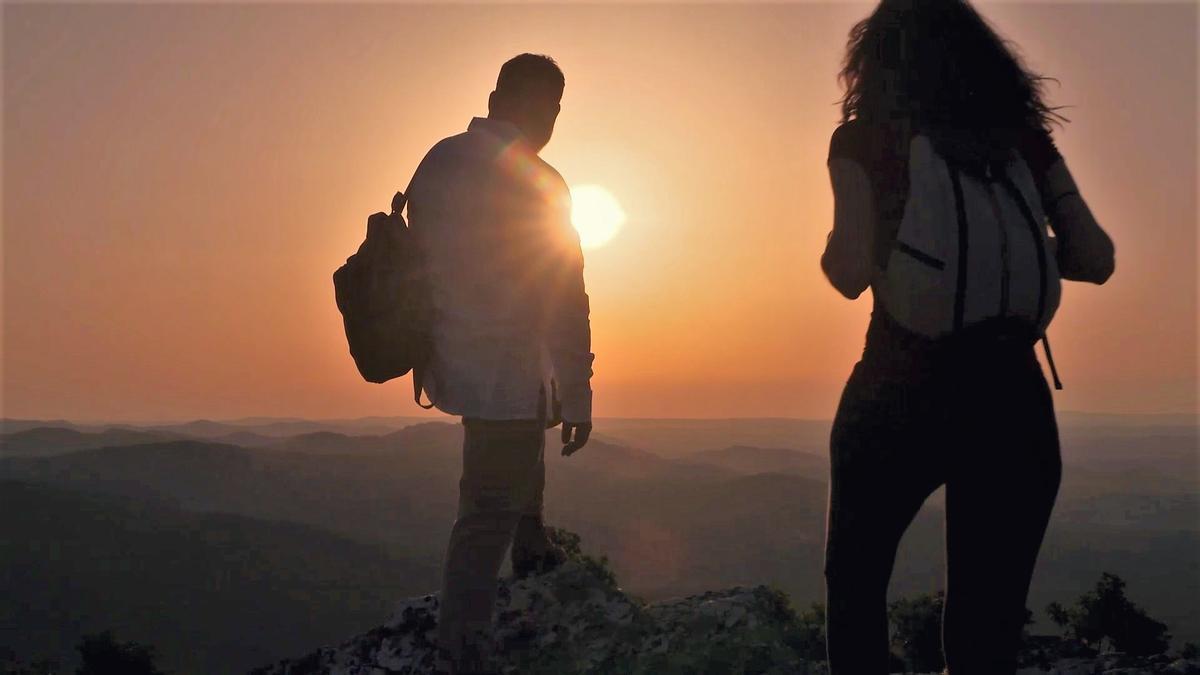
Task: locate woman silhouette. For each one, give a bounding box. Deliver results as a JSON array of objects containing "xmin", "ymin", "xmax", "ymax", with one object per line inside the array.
[{"xmin": 820, "ymin": 1, "xmax": 1114, "ymax": 672}]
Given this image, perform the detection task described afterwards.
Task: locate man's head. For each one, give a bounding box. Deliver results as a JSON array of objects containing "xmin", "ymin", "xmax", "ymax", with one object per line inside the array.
[{"xmin": 488, "ymin": 54, "xmax": 564, "ymax": 152}]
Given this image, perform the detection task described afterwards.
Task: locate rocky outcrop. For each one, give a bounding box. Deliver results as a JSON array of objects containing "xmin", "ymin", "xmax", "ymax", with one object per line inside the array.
[
  {"xmin": 251, "ymin": 543, "xmax": 1199, "ymax": 675},
  {"xmin": 1016, "ymin": 655, "xmax": 1200, "ymax": 675},
  {"xmin": 250, "ymin": 553, "xmax": 823, "ymax": 675}
]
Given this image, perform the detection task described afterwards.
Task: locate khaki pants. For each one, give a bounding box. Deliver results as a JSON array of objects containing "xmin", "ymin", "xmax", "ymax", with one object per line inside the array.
[{"xmin": 437, "ymin": 415, "xmax": 551, "ymax": 671}]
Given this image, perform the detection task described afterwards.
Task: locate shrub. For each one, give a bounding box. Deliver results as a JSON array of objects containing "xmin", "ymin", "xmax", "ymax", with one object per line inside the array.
[
  {"xmin": 889, "ymin": 591, "xmax": 945, "ymax": 672},
  {"xmin": 76, "ymin": 630, "xmax": 165, "ymax": 675},
  {"xmin": 1044, "ymin": 572, "xmax": 1171, "ymax": 656}
]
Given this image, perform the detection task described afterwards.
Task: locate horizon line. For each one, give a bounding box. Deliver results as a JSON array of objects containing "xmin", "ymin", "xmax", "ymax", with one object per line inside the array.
[{"xmin": 2, "ymin": 410, "xmax": 1198, "ymax": 429}]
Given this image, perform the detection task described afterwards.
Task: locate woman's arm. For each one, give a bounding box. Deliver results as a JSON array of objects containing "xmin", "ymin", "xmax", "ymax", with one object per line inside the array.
[
  {"xmin": 1042, "ymin": 158, "xmax": 1115, "ymax": 284},
  {"xmin": 1022, "ymin": 128, "xmax": 1115, "ymax": 284},
  {"xmin": 821, "ymin": 156, "xmax": 876, "ymax": 299}
]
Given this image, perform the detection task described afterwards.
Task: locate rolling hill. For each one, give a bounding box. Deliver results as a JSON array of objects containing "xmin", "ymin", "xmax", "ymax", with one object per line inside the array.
[
  {"xmin": 2, "ymin": 480, "xmax": 437, "ymax": 674},
  {"xmin": 2, "ymin": 415, "xmax": 1196, "ymax": 672}
]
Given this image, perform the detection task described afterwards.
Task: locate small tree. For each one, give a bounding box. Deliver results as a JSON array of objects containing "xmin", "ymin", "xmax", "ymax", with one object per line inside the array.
[
  {"xmin": 76, "ymin": 631, "xmax": 165, "ymax": 675},
  {"xmin": 783, "ymin": 601, "xmax": 827, "ymax": 661},
  {"xmin": 890, "ymin": 591, "xmax": 945, "ymax": 673},
  {"xmin": 1044, "ymin": 573, "xmax": 1171, "ymax": 656},
  {"xmin": 1046, "ymin": 601, "xmax": 1071, "ymax": 632},
  {"xmin": 545, "ymin": 527, "xmax": 617, "ymax": 588}
]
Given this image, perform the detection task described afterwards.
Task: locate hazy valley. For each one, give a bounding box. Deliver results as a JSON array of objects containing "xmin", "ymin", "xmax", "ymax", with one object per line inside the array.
[{"xmin": 2, "ymin": 414, "xmax": 1196, "ymax": 673}]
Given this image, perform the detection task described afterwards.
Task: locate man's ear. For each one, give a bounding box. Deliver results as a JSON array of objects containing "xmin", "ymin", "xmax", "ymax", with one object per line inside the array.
[{"xmin": 487, "ymin": 90, "xmax": 499, "ymax": 116}]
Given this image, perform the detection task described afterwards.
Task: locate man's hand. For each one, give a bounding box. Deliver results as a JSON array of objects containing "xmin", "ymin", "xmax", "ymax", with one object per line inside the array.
[{"xmin": 561, "ymin": 421, "xmax": 592, "ymax": 457}]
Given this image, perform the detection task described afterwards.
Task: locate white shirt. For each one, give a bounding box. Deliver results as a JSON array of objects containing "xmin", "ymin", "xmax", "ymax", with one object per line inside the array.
[{"xmin": 408, "ymin": 117, "xmax": 594, "ymax": 422}]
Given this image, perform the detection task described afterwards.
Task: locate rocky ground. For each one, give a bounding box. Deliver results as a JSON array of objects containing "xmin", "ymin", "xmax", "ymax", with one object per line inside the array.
[
  {"xmin": 1015, "ymin": 652, "xmax": 1200, "ymax": 675},
  {"xmin": 250, "ymin": 554, "xmax": 820, "ymax": 674},
  {"xmin": 251, "ymin": 538, "xmax": 1200, "ymax": 675}
]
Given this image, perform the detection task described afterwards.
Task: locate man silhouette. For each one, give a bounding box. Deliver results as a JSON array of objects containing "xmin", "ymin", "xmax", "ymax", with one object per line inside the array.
[{"xmin": 406, "ymin": 54, "xmax": 594, "ymax": 675}]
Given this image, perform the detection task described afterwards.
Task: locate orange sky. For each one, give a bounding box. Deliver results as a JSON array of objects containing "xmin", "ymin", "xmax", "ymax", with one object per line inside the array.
[{"xmin": 2, "ymin": 2, "xmax": 1196, "ymax": 422}]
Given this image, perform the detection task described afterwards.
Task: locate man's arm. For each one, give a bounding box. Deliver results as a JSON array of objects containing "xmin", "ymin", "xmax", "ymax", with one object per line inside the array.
[{"xmin": 536, "ymin": 175, "xmax": 594, "ymax": 452}]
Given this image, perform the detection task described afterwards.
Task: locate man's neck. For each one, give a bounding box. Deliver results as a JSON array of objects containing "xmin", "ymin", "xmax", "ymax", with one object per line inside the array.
[{"xmin": 489, "ymin": 114, "xmax": 525, "ymax": 133}]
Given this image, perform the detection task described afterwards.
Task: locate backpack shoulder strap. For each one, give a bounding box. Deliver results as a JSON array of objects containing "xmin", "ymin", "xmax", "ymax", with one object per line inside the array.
[
  {"xmin": 995, "ymin": 172, "xmax": 1050, "ymax": 328},
  {"xmin": 871, "ymin": 120, "xmax": 917, "ymax": 269},
  {"xmin": 947, "ymin": 159, "xmax": 970, "ymax": 332},
  {"xmin": 401, "ymin": 171, "xmax": 437, "ymax": 410},
  {"xmin": 996, "ymin": 167, "xmax": 1064, "ymax": 390},
  {"xmin": 413, "ymin": 366, "xmax": 435, "ymax": 409}
]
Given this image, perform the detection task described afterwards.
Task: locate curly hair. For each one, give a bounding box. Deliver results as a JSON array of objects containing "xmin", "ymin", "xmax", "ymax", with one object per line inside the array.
[
  {"xmin": 496, "ymin": 53, "xmax": 565, "ymax": 96},
  {"xmin": 838, "ymin": 0, "xmax": 1064, "ymax": 134}
]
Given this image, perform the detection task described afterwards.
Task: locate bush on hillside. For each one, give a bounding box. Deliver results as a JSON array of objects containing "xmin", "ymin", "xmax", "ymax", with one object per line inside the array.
[
  {"xmin": 76, "ymin": 630, "xmax": 165, "ymax": 675},
  {"xmin": 1046, "ymin": 572, "xmax": 1171, "ymax": 656}
]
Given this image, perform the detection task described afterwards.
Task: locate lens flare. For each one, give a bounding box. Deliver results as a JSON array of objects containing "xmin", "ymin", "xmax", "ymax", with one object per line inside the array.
[{"xmin": 569, "ymin": 184, "xmax": 626, "ymax": 250}]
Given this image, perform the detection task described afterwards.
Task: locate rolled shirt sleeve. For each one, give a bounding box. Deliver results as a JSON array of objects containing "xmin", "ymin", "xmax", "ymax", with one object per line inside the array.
[{"xmin": 537, "ymin": 174, "xmax": 595, "ymax": 423}]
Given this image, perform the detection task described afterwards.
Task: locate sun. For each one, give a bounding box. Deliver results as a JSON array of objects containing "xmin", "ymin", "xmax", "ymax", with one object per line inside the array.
[{"xmin": 569, "ymin": 184, "xmax": 626, "ymax": 250}]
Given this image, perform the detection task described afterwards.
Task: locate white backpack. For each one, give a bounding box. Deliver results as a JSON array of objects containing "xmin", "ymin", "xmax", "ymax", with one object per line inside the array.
[{"xmin": 874, "ymin": 134, "xmax": 1062, "ymax": 343}]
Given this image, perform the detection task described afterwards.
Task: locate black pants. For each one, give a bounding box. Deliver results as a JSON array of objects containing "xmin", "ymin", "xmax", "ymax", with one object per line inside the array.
[{"xmin": 824, "ymin": 313, "xmax": 1062, "ymax": 674}]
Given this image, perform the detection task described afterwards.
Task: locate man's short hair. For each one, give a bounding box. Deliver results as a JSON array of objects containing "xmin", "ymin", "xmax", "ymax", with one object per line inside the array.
[{"xmin": 496, "ymin": 53, "xmax": 564, "ymax": 97}]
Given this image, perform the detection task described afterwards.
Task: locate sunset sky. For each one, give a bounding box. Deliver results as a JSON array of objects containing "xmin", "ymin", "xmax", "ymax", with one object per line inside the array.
[{"xmin": 3, "ymin": 2, "xmax": 1196, "ymax": 422}]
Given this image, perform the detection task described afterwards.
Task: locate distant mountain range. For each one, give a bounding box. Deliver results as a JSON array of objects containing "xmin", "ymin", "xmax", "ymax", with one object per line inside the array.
[
  {"xmin": 0, "ymin": 416, "xmax": 432, "ymax": 440},
  {"xmin": 1, "ymin": 414, "xmax": 1195, "ymax": 673},
  {"xmin": 2, "ymin": 480, "xmax": 436, "ymax": 674}
]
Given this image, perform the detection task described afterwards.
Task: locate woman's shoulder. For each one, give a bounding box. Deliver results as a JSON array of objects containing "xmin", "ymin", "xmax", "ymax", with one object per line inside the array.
[
  {"xmin": 829, "ymin": 117, "xmax": 916, "ymax": 164},
  {"xmin": 828, "ymin": 119, "xmax": 875, "ymax": 163},
  {"xmin": 1014, "ymin": 124, "xmax": 1064, "ymax": 175}
]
